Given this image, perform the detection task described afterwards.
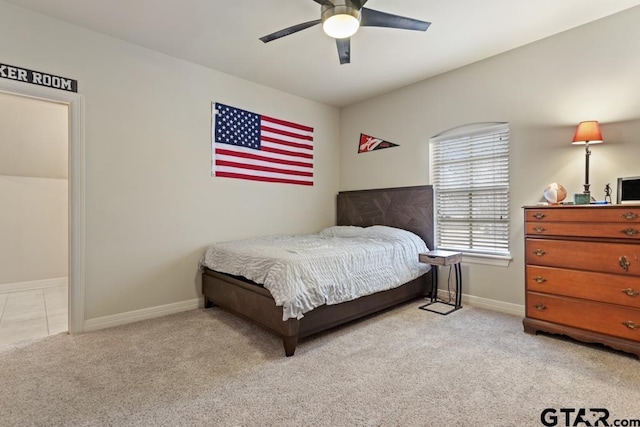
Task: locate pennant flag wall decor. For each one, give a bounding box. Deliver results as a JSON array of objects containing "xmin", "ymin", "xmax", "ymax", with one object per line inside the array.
[
  {"xmin": 212, "ymin": 103, "xmax": 314, "ymax": 186},
  {"xmin": 358, "ymin": 133, "xmax": 399, "ymax": 153}
]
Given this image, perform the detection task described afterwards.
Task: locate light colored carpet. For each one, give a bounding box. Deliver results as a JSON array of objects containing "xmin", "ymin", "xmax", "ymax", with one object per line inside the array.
[{"xmin": 1, "ymin": 303, "xmax": 638, "ymax": 426}]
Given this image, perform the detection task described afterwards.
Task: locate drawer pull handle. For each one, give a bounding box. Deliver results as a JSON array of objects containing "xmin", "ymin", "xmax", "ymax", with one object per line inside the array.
[
  {"xmin": 533, "ymin": 226, "xmax": 547, "ymax": 233},
  {"xmin": 621, "ymin": 212, "xmax": 640, "ymax": 221},
  {"xmin": 534, "ymin": 276, "xmax": 547, "ymax": 284},
  {"xmin": 619, "ymin": 256, "xmax": 631, "ymax": 272},
  {"xmin": 534, "ymin": 303, "xmax": 547, "ymax": 311},
  {"xmin": 622, "ymin": 321, "xmax": 640, "ymax": 330},
  {"xmin": 621, "ymin": 288, "xmax": 640, "ymax": 297},
  {"xmin": 533, "ymin": 213, "xmax": 546, "ymax": 220},
  {"xmin": 621, "ymin": 228, "xmax": 640, "ymax": 236},
  {"xmin": 533, "ymin": 249, "xmax": 546, "ymax": 256}
]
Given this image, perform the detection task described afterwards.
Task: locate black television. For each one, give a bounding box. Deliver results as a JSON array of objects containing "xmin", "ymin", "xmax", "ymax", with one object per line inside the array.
[{"xmin": 617, "ymin": 176, "xmax": 640, "ymax": 204}]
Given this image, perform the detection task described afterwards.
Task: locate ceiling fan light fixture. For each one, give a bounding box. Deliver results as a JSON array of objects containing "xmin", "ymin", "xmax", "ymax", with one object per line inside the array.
[
  {"xmin": 322, "ymin": 5, "xmax": 360, "ymax": 39},
  {"xmin": 259, "ymin": 0, "xmax": 431, "ymax": 65}
]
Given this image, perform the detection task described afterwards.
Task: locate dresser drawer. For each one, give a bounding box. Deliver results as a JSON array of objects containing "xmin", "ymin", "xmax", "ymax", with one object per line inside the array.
[
  {"xmin": 526, "ymin": 207, "xmax": 640, "ymax": 223},
  {"xmin": 526, "ymin": 292, "xmax": 640, "ymax": 341},
  {"xmin": 526, "ymin": 222, "xmax": 640, "ymax": 240},
  {"xmin": 526, "ymin": 238, "xmax": 640, "ymax": 276},
  {"xmin": 526, "ymin": 265, "xmax": 640, "ymax": 308}
]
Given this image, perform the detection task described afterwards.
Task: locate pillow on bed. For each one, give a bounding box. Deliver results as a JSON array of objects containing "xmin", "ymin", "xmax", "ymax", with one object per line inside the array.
[
  {"xmin": 363, "ymin": 225, "xmax": 412, "ymax": 237},
  {"xmin": 318, "ymin": 225, "xmax": 365, "ymax": 238}
]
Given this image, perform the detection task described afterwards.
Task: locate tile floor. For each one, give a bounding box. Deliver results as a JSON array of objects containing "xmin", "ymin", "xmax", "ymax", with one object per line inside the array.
[{"xmin": 0, "ymin": 285, "xmax": 68, "ymax": 347}]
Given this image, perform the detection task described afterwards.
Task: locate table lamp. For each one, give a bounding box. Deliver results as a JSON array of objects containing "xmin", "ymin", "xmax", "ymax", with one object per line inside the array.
[{"xmin": 572, "ymin": 120, "xmax": 603, "ymax": 199}]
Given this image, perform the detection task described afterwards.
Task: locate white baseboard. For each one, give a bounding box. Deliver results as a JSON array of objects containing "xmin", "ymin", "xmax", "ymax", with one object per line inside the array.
[
  {"xmin": 0, "ymin": 277, "xmax": 68, "ymax": 293},
  {"xmin": 83, "ymin": 298, "xmax": 205, "ymax": 332},
  {"xmin": 81, "ymin": 292, "xmax": 522, "ymax": 333},
  {"xmin": 437, "ymin": 289, "xmax": 525, "ymax": 317}
]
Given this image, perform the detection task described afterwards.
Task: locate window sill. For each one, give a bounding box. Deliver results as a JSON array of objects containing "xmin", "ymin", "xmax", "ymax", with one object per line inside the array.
[{"xmin": 461, "ymin": 252, "xmax": 512, "ymax": 267}]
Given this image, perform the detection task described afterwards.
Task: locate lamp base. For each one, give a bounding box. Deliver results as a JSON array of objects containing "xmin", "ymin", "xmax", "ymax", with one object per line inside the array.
[{"xmin": 582, "ymin": 145, "xmax": 591, "ymax": 201}]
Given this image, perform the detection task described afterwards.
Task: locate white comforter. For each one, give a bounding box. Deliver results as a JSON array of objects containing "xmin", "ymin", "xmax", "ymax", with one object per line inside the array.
[{"xmin": 200, "ymin": 225, "xmax": 430, "ymax": 320}]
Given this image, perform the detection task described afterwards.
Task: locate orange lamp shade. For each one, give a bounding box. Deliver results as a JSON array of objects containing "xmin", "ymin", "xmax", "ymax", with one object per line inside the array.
[{"xmin": 572, "ymin": 121, "xmax": 603, "ymax": 145}]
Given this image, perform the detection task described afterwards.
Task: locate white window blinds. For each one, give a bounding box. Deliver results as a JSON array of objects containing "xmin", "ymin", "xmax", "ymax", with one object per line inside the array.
[{"xmin": 430, "ymin": 123, "xmax": 510, "ymax": 256}]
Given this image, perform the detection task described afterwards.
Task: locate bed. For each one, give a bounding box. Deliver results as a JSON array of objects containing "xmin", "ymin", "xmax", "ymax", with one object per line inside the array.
[{"xmin": 201, "ymin": 185, "xmax": 435, "ymax": 356}]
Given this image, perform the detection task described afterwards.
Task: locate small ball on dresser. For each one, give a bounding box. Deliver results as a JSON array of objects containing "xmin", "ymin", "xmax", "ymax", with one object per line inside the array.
[{"xmin": 543, "ymin": 182, "xmax": 567, "ymax": 205}]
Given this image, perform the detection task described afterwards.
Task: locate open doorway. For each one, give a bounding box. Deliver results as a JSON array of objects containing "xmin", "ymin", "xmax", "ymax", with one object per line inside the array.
[
  {"xmin": 0, "ymin": 79, "xmax": 84, "ymax": 343},
  {"xmin": 0, "ymin": 92, "xmax": 69, "ymax": 345}
]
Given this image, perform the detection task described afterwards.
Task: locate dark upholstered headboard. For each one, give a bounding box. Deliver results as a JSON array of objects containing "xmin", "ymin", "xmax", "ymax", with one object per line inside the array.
[{"xmin": 336, "ymin": 185, "xmax": 435, "ymax": 250}]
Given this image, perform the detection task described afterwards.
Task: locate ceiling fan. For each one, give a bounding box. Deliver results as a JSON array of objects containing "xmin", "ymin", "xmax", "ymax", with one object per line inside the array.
[{"xmin": 259, "ymin": 0, "xmax": 431, "ymax": 65}]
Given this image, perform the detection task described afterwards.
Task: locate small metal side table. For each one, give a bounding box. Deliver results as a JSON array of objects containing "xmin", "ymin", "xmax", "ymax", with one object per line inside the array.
[{"xmin": 418, "ymin": 250, "xmax": 463, "ymax": 315}]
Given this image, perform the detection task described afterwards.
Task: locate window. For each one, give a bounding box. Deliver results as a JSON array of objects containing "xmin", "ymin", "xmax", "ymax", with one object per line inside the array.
[{"xmin": 430, "ymin": 123, "xmax": 510, "ymax": 260}]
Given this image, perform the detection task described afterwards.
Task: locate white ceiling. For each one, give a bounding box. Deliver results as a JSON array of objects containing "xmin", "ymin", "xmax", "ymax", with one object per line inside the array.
[{"xmin": 5, "ymin": 0, "xmax": 640, "ymax": 107}]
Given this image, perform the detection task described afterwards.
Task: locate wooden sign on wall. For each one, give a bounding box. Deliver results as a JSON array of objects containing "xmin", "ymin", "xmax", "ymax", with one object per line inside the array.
[{"xmin": 0, "ymin": 63, "xmax": 77, "ymax": 92}]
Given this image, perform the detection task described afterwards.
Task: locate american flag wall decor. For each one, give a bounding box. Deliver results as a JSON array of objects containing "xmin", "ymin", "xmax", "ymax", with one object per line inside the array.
[
  {"xmin": 358, "ymin": 133, "xmax": 399, "ymax": 153},
  {"xmin": 212, "ymin": 103, "xmax": 314, "ymax": 186}
]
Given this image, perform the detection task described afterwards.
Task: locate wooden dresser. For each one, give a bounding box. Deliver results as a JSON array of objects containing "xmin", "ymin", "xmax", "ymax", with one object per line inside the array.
[{"xmin": 523, "ymin": 204, "xmax": 640, "ymax": 358}]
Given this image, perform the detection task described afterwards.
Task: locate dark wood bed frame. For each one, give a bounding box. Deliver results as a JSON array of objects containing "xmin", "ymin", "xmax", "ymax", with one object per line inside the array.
[{"xmin": 202, "ymin": 185, "xmax": 435, "ymax": 356}]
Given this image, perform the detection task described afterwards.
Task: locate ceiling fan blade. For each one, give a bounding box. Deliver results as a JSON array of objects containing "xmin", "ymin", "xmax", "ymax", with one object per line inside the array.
[
  {"xmin": 260, "ymin": 19, "xmax": 322, "ymax": 43},
  {"xmin": 360, "ymin": 8, "xmax": 431, "ymax": 31},
  {"xmin": 312, "ymin": 0, "xmax": 334, "ymax": 6},
  {"xmin": 351, "ymin": 0, "xmax": 369, "ymax": 8},
  {"xmin": 336, "ymin": 38, "xmax": 351, "ymax": 65}
]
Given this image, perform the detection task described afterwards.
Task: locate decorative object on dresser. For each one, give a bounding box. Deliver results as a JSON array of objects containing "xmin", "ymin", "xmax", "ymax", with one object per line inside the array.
[
  {"xmin": 543, "ymin": 182, "xmax": 567, "ymax": 205},
  {"xmin": 571, "ymin": 120, "xmax": 604, "ymax": 199},
  {"xmin": 523, "ymin": 204, "xmax": 640, "ymax": 358},
  {"xmin": 573, "ymin": 193, "xmax": 590, "ymax": 205},
  {"xmin": 604, "ymin": 183, "xmax": 612, "ymax": 204},
  {"xmin": 418, "ymin": 250, "xmax": 463, "ymax": 315}
]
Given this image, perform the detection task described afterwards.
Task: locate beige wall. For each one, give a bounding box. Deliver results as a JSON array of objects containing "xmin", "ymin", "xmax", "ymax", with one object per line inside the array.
[
  {"xmin": 3, "ymin": 0, "xmax": 638, "ymax": 321},
  {"xmin": 0, "ymin": 92, "xmax": 69, "ymax": 284},
  {"xmin": 339, "ymin": 6, "xmax": 640, "ymax": 306},
  {"xmin": 0, "ymin": 2, "xmax": 340, "ymax": 320},
  {"xmin": 0, "ymin": 92, "xmax": 68, "ymax": 179}
]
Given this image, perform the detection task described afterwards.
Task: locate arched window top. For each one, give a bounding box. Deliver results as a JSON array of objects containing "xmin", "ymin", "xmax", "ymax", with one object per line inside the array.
[{"xmin": 431, "ymin": 122, "xmax": 508, "ymax": 141}]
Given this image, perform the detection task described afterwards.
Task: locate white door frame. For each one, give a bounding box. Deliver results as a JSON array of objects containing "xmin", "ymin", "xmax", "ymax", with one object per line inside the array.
[{"xmin": 0, "ymin": 79, "xmax": 85, "ymax": 333}]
